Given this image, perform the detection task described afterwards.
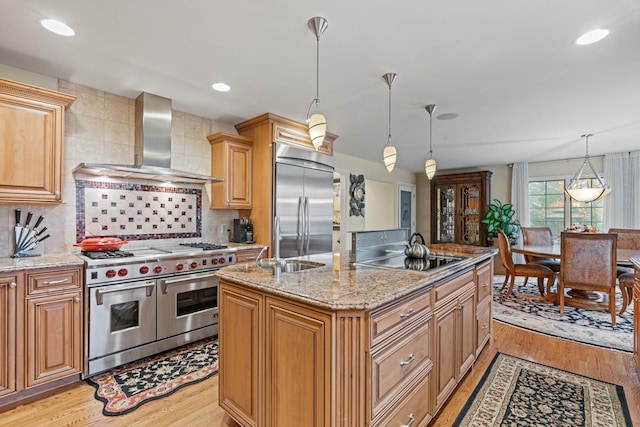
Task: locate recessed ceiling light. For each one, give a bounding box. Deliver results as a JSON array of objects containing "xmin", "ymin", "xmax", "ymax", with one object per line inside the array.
[
  {"xmin": 211, "ymin": 82, "xmax": 231, "ymax": 92},
  {"xmin": 437, "ymin": 113, "xmax": 458, "ymax": 120},
  {"xmin": 576, "ymin": 29, "xmax": 609, "ymax": 45},
  {"xmin": 41, "ymin": 19, "xmax": 75, "ymax": 36}
]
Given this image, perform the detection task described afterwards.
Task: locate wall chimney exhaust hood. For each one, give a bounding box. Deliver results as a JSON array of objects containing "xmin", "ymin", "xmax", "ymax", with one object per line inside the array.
[{"xmin": 73, "ymin": 92, "xmax": 224, "ymax": 184}]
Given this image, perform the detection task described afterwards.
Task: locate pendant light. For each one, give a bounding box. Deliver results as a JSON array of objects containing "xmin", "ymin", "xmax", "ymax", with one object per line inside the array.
[
  {"xmin": 424, "ymin": 104, "xmax": 437, "ymax": 180},
  {"xmin": 306, "ymin": 17, "xmax": 328, "ymax": 149},
  {"xmin": 382, "ymin": 73, "xmax": 398, "ymax": 172},
  {"xmin": 564, "ymin": 134, "xmax": 611, "ymax": 202}
]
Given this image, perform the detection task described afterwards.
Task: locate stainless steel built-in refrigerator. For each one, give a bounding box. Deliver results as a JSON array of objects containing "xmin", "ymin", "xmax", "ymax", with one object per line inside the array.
[{"xmin": 274, "ymin": 143, "xmax": 334, "ymax": 258}]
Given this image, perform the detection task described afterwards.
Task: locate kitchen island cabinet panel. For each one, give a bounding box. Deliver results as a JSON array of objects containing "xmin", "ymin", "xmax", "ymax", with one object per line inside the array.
[
  {"xmin": 219, "ymin": 283, "xmax": 263, "ymax": 427},
  {"xmin": 0, "ymin": 78, "xmax": 75, "ymax": 203},
  {"xmin": 265, "ymin": 297, "xmax": 331, "ymax": 427}
]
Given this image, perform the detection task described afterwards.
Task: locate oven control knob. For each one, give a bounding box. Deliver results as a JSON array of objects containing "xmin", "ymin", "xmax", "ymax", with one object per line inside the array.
[
  {"xmin": 153, "ymin": 265, "xmax": 163, "ymax": 274},
  {"xmin": 212, "ymin": 258, "xmax": 219, "ymax": 265},
  {"xmin": 190, "ymin": 262, "xmax": 198, "ymax": 269},
  {"xmin": 118, "ymin": 268, "xmax": 128, "ymax": 277},
  {"xmin": 176, "ymin": 263, "xmax": 184, "ymax": 271},
  {"xmin": 139, "ymin": 266, "xmax": 149, "ymax": 274},
  {"xmin": 106, "ymin": 269, "xmax": 116, "ymax": 278},
  {"xmin": 218, "ymin": 257, "xmax": 226, "ymax": 265}
]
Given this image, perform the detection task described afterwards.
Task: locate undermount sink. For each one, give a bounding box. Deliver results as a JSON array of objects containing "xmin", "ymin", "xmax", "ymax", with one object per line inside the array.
[
  {"xmin": 282, "ymin": 260, "xmax": 325, "ymax": 272},
  {"xmin": 256, "ymin": 258, "xmax": 325, "ymax": 273}
]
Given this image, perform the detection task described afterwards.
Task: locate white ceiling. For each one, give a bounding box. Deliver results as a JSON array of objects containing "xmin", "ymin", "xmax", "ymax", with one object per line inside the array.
[{"xmin": 1, "ymin": 0, "xmax": 639, "ymax": 173}]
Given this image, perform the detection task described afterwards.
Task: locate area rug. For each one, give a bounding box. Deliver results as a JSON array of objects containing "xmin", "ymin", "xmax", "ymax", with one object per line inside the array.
[
  {"xmin": 86, "ymin": 338, "xmax": 218, "ymax": 416},
  {"xmin": 454, "ymin": 353, "xmax": 632, "ymax": 426},
  {"xmin": 492, "ymin": 275, "xmax": 634, "ymax": 352}
]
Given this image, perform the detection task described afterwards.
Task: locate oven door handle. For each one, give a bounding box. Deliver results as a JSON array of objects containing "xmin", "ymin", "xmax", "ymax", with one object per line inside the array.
[
  {"xmin": 159, "ymin": 272, "xmax": 217, "ymax": 294},
  {"xmin": 95, "ymin": 282, "xmax": 155, "ymax": 305}
]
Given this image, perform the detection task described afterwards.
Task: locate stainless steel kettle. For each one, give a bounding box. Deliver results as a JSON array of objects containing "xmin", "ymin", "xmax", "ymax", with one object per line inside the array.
[
  {"xmin": 404, "ymin": 256, "xmax": 431, "ymax": 271},
  {"xmin": 404, "ymin": 232, "xmax": 429, "ymax": 259}
]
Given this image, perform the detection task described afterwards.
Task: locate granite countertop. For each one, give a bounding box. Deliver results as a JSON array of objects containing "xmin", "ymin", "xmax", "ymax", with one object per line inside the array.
[
  {"xmin": 224, "ymin": 242, "xmax": 268, "ymax": 251},
  {"xmin": 216, "ymin": 248, "xmax": 496, "ymax": 311},
  {"xmin": 0, "ymin": 253, "xmax": 84, "ymax": 273}
]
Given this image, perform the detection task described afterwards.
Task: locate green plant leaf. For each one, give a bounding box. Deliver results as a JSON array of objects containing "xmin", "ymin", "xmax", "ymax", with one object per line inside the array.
[{"xmin": 502, "ymin": 203, "xmax": 512, "ymax": 211}]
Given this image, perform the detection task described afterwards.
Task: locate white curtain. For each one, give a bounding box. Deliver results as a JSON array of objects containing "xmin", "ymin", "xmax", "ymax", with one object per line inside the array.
[
  {"xmin": 603, "ymin": 151, "xmax": 640, "ymax": 230},
  {"xmin": 511, "ymin": 162, "xmax": 530, "ymax": 227}
]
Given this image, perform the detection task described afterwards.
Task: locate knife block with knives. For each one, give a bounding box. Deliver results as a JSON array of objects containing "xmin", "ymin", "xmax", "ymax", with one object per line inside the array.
[{"xmin": 13, "ymin": 209, "xmax": 50, "ymax": 257}]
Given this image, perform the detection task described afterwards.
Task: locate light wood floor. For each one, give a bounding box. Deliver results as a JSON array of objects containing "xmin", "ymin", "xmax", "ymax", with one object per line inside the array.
[{"xmin": 1, "ymin": 321, "xmax": 638, "ymax": 426}]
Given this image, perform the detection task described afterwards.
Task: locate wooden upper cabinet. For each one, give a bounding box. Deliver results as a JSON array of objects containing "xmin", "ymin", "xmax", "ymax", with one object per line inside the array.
[
  {"xmin": 208, "ymin": 132, "xmax": 254, "ymax": 209},
  {"xmin": 0, "ymin": 78, "xmax": 76, "ymax": 204}
]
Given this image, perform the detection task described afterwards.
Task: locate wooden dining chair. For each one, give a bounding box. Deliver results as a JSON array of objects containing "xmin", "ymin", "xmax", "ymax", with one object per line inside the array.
[
  {"xmin": 521, "ymin": 227, "xmax": 561, "ymax": 284},
  {"xmin": 559, "ymin": 232, "xmax": 618, "ymax": 324},
  {"xmin": 497, "ymin": 229, "xmax": 555, "ymax": 298},
  {"xmin": 607, "ymin": 228, "xmax": 640, "ymax": 277}
]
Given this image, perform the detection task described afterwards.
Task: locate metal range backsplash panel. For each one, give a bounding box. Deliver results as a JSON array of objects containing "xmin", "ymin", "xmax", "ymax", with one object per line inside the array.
[{"xmin": 75, "ymin": 180, "xmax": 201, "ymax": 241}]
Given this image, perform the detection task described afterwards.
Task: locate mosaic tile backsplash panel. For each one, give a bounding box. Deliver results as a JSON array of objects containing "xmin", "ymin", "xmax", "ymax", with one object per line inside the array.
[{"xmin": 76, "ymin": 180, "xmax": 201, "ymax": 241}]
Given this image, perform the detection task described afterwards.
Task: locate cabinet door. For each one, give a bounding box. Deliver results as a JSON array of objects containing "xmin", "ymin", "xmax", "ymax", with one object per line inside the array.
[
  {"xmin": 433, "ymin": 185, "xmax": 456, "ymax": 243},
  {"xmin": 458, "ymin": 289, "xmax": 476, "ymax": 379},
  {"xmin": 208, "ymin": 133, "xmax": 253, "ymax": 209},
  {"xmin": 433, "ymin": 299, "xmax": 458, "ymax": 410},
  {"xmin": 0, "ymin": 275, "xmax": 19, "ymax": 397},
  {"xmin": 634, "ymin": 274, "xmax": 639, "ymax": 370},
  {"xmin": 0, "ymin": 79, "xmax": 75, "ymax": 203},
  {"xmin": 458, "ymin": 182, "xmax": 482, "ymax": 245},
  {"xmin": 25, "ymin": 291, "xmax": 82, "ymax": 387},
  {"xmin": 218, "ymin": 283, "xmax": 262, "ymax": 427},
  {"xmin": 265, "ymin": 297, "xmax": 331, "ymax": 427}
]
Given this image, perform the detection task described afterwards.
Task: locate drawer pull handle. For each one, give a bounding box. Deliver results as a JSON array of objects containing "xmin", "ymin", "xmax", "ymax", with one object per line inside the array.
[
  {"xmin": 399, "ymin": 308, "xmax": 415, "ymax": 318},
  {"xmin": 45, "ymin": 279, "xmax": 69, "ymax": 285},
  {"xmin": 401, "ymin": 413, "xmax": 415, "ymax": 427},
  {"xmin": 483, "ymin": 283, "xmax": 489, "ymax": 287},
  {"xmin": 9, "ymin": 282, "xmax": 17, "ymax": 289},
  {"xmin": 482, "ymin": 324, "xmax": 489, "ymax": 329},
  {"xmin": 400, "ymin": 354, "xmax": 415, "ymax": 366}
]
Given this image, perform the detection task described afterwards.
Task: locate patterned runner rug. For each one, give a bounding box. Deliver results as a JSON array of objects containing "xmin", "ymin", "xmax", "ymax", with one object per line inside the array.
[
  {"xmin": 86, "ymin": 338, "xmax": 218, "ymax": 416},
  {"xmin": 492, "ymin": 275, "xmax": 634, "ymax": 352},
  {"xmin": 455, "ymin": 353, "xmax": 632, "ymax": 426}
]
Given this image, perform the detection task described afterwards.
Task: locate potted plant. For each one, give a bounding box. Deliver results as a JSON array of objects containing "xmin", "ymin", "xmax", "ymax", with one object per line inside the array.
[{"xmin": 481, "ymin": 199, "xmax": 520, "ymax": 245}]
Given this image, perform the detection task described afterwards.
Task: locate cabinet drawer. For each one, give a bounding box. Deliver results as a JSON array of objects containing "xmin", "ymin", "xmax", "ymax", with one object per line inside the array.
[
  {"xmin": 26, "ymin": 268, "xmax": 81, "ymax": 296},
  {"xmin": 236, "ymin": 249, "xmax": 264, "ymax": 263},
  {"xmin": 476, "ymin": 261, "xmax": 492, "ymax": 304},
  {"xmin": 370, "ymin": 316, "xmax": 431, "ymax": 415},
  {"xmin": 372, "ymin": 367, "xmax": 432, "ymax": 427},
  {"xmin": 434, "ymin": 269, "xmax": 474, "ymax": 308},
  {"xmin": 370, "ymin": 289, "xmax": 431, "ymax": 346}
]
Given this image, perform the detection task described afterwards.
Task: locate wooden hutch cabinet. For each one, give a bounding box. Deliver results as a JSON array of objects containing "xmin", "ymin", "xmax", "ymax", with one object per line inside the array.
[{"xmin": 430, "ymin": 171, "xmax": 492, "ymax": 246}]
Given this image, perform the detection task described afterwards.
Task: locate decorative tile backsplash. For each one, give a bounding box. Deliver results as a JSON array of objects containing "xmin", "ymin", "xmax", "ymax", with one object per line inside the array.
[{"xmin": 75, "ymin": 180, "xmax": 201, "ymax": 241}]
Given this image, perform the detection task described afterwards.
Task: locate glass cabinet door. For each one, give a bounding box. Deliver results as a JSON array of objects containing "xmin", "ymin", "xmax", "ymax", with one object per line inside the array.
[
  {"xmin": 435, "ymin": 185, "xmax": 456, "ymax": 242},
  {"xmin": 459, "ymin": 183, "xmax": 481, "ymax": 244}
]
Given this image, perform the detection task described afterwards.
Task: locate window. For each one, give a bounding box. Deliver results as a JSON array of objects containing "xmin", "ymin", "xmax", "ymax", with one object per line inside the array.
[{"xmin": 529, "ymin": 178, "xmax": 604, "ymax": 243}]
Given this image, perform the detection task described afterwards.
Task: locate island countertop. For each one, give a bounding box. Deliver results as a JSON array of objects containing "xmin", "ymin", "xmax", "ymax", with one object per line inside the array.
[
  {"xmin": 0, "ymin": 252, "xmax": 84, "ymax": 273},
  {"xmin": 215, "ymin": 246, "xmax": 496, "ymax": 311}
]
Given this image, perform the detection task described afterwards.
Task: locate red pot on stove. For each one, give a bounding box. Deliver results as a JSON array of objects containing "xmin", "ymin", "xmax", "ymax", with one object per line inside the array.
[{"xmin": 73, "ymin": 237, "xmax": 129, "ymax": 251}]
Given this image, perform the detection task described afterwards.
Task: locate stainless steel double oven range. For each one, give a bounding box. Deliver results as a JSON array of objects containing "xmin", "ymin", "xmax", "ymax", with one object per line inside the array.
[{"xmin": 79, "ymin": 243, "xmax": 235, "ymax": 376}]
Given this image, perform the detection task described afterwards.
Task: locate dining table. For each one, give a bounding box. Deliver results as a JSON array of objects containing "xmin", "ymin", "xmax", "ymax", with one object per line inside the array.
[{"xmin": 511, "ymin": 243, "xmax": 640, "ymax": 311}]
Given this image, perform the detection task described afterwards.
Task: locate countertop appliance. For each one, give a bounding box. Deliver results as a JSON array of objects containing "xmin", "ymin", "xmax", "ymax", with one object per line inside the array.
[
  {"xmin": 232, "ymin": 217, "xmax": 251, "ymax": 243},
  {"xmin": 79, "ymin": 242, "xmax": 236, "ymax": 376},
  {"xmin": 351, "ymin": 229, "xmax": 468, "ymax": 274},
  {"xmin": 274, "ymin": 143, "xmax": 335, "ymax": 258}
]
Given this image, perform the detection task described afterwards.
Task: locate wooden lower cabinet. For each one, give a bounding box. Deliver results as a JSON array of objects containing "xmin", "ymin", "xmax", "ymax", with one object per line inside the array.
[
  {"xmin": 219, "ymin": 260, "xmax": 491, "ymax": 427},
  {"xmin": 0, "ymin": 266, "xmax": 83, "ymax": 406},
  {"xmin": 634, "ymin": 267, "xmax": 639, "ymax": 371},
  {"xmin": 25, "ymin": 291, "xmax": 82, "ymax": 387},
  {"xmin": 0, "ymin": 274, "xmax": 21, "ymax": 398}
]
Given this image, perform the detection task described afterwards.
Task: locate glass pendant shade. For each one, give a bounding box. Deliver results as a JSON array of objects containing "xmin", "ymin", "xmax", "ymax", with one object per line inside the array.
[
  {"xmin": 308, "ymin": 113, "xmax": 327, "ymax": 149},
  {"xmin": 564, "ymin": 134, "xmax": 611, "ymax": 202},
  {"xmin": 425, "ymin": 158, "xmax": 437, "ymax": 180},
  {"xmin": 383, "ymin": 144, "xmax": 397, "ymax": 172}
]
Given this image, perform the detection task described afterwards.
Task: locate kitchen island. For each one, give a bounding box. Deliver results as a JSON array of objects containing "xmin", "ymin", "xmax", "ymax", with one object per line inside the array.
[{"xmin": 215, "ymin": 246, "xmax": 495, "ymax": 427}]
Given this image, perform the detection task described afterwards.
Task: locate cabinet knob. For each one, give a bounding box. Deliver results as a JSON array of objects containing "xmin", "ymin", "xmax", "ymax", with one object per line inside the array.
[
  {"xmin": 9, "ymin": 282, "xmax": 17, "ymax": 288},
  {"xmin": 55, "ymin": 191, "xmax": 61, "ymax": 200},
  {"xmin": 74, "ymin": 297, "xmax": 81, "ymax": 303}
]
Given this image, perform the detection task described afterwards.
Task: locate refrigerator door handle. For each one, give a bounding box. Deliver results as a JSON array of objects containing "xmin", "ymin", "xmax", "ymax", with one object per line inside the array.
[
  {"xmin": 303, "ymin": 196, "xmax": 310, "ymax": 254},
  {"xmin": 297, "ymin": 196, "xmax": 304, "ymax": 255}
]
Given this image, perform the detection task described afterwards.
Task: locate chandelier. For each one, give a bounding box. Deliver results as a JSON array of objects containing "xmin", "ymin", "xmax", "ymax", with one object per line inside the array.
[{"xmin": 564, "ymin": 134, "xmax": 611, "ymax": 202}]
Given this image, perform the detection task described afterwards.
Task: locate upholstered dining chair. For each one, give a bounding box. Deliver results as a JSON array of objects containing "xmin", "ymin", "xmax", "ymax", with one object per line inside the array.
[
  {"xmin": 497, "ymin": 229, "xmax": 555, "ymax": 298},
  {"xmin": 559, "ymin": 232, "xmax": 618, "ymax": 325},
  {"xmin": 521, "ymin": 227, "xmax": 561, "ymax": 284},
  {"xmin": 607, "ymin": 228, "xmax": 640, "ymax": 277}
]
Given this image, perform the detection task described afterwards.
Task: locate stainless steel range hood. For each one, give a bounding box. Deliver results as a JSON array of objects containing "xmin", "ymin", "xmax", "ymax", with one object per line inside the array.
[{"xmin": 73, "ymin": 92, "xmax": 223, "ymax": 184}]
